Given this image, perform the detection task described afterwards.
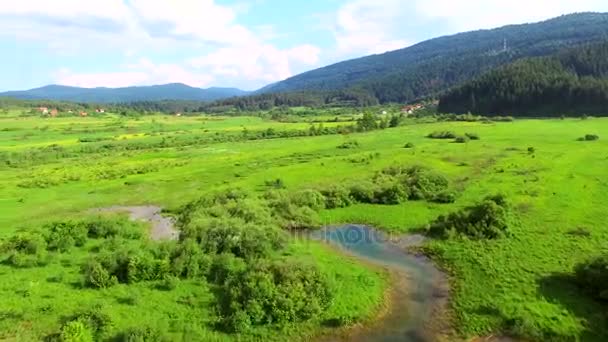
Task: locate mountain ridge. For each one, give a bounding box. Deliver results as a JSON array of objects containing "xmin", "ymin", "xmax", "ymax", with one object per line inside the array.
[
  {"xmin": 257, "ymin": 12, "xmax": 608, "ymax": 103},
  {"xmin": 0, "ymin": 83, "xmax": 249, "ymax": 103}
]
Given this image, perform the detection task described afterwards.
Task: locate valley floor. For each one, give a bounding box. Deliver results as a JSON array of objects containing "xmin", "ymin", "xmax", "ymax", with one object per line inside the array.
[{"xmin": 0, "ymin": 112, "xmax": 606, "ymax": 340}]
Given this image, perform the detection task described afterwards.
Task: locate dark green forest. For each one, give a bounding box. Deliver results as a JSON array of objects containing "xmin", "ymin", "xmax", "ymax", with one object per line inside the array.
[
  {"xmin": 438, "ymin": 41, "xmax": 608, "ymax": 116},
  {"xmin": 260, "ymin": 13, "xmax": 608, "ymax": 104}
]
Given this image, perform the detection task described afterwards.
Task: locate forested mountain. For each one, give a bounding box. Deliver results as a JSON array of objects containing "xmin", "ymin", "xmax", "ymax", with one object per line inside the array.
[
  {"xmin": 0, "ymin": 84, "xmax": 249, "ymax": 103},
  {"xmin": 438, "ymin": 41, "xmax": 608, "ymax": 116},
  {"xmin": 259, "ymin": 13, "xmax": 608, "ymax": 104}
]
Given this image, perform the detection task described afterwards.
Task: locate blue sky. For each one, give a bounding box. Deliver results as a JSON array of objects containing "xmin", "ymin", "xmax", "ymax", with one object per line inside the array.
[{"xmin": 1, "ymin": 0, "xmax": 607, "ymax": 91}]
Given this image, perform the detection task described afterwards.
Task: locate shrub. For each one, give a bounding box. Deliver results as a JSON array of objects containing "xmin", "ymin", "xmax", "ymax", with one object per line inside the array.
[
  {"xmin": 372, "ymin": 181, "xmax": 409, "ymax": 205},
  {"xmin": 454, "ymin": 136, "xmax": 469, "ymax": 143},
  {"xmin": 64, "ymin": 308, "xmax": 113, "ymax": 341},
  {"xmin": 264, "ymin": 178, "xmax": 285, "ymax": 189},
  {"xmin": 348, "ymin": 181, "xmax": 376, "ymax": 203},
  {"xmin": 83, "ymin": 261, "xmax": 118, "ymax": 288},
  {"xmin": 115, "ymin": 326, "xmax": 169, "ymax": 342},
  {"xmin": 217, "ymin": 260, "xmax": 333, "ymax": 332},
  {"xmin": 337, "ymin": 140, "xmax": 360, "ymax": 149},
  {"xmin": 207, "ymin": 253, "xmax": 247, "ymax": 284},
  {"xmin": 574, "ymin": 255, "xmax": 608, "ymax": 301},
  {"xmin": 406, "ymin": 168, "xmax": 449, "ymax": 201},
  {"xmin": 170, "ymin": 239, "xmax": 212, "ymax": 279},
  {"xmin": 157, "ymin": 275, "xmax": 179, "ymax": 291},
  {"xmin": 527, "ymin": 147, "xmax": 535, "ymax": 154},
  {"xmin": 289, "ymin": 189, "xmax": 326, "ymax": 211},
  {"xmin": 2, "ymin": 233, "xmax": 48, "ymax": 267},
  {"xmin": 321, "ymin": 185, "xmax": 353, "ymax": 209},
  {"xmin": 465, "ymin": 133, "xmax": 480, "ymax": 140},
  {"xmin": 432, "ymin": 191, "xmax": 457, "ymax": 204},
  {"xmin": 45, "ymin": 222, "xmax": 88, "ymax": 252},
  {"xmin": 427, "ymin": 131, "xmax": 457, "ymax": 139},
  {"xmin": 60, "ymin": 320, "xmax": 94, "ymax": 342},
  {"xmin": 427, "ymin": 194, "xmax": 510, "ymax": 239},
  {"xmin": 404, "ymin": 142, "xmax": 415, "ymax": 148},
  {"xmin": 578, "ymin": 134, "xmax": 599, "ymax": 141},
  {"xmin": 85, "ymin": 218, "xmax": 142, "ymax": 240}
]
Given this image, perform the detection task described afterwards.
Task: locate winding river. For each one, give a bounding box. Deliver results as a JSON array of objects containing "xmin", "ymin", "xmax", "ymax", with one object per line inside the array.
[{"xmin": 310, "ymin": 225, "xmax": 450, "ymax": 342}]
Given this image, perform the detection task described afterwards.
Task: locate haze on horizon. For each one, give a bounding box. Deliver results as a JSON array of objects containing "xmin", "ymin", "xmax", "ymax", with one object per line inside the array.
[{"xmin": 1, "ymin": 0, "xmax": 608, "ymax": 92}]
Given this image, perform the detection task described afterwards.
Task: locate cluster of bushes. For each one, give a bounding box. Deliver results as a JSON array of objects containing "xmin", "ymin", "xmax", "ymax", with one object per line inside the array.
[
  {"xmin": 427, "ymin": 194, "xmax": 510, "ymax": 239},
  {"xmin": 427, "ymin": 131, "xmax": 457, "ymax": 139},
  {"xmin": 574, "ymin": 255, "xmax": 608, "ymax": 301},
  {"xmin": 311, "ymin": 165, "xmax": 455, "ymax": 208},
  {"xmin": 337, "ymin": 140, "xmax": 360, "ymax": 149},
  {"xmin": 78, "ymin": 190, "xmax": 334, "ymax": 332},
  {"xmin": 49, "ymin": 307, "xmax": 169, "ymax": 341},
  {"xmin": 0, "ymin": 218, "xmax": 142, "ymax": 267},
  {"xmin": 217, "ymin": 259, "xmax": 332, "ymax": 332},
  {"xmin": 578, "ymin": 134, "xmax": 599, "ymax": 141},
  {"xmin": 428, "ymin": 131, "xmax": 480, "ymax": 143}
]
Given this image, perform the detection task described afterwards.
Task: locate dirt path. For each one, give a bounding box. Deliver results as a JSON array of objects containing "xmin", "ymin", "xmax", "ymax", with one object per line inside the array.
[{"xmin": 91, "ymin": 205, "xmax": 178, "ymax": 240}]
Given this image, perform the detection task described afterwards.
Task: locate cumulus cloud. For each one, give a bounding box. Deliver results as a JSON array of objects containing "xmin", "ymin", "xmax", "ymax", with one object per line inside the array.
[
  {"xmin": 55, "ymin": 59, "xmax": 215, "ymax": 88},
  {"xmin": 415, "ymin": 0, "xmax": 608, "ymax": 32},
  {"xmin": 0, "ymin": 0, "xmax": 321, "ymax": 89}
]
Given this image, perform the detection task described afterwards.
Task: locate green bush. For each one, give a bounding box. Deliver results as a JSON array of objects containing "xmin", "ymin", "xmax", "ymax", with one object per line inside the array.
[
  {"xmin": 337, "ymin": 140, "xmax": 360, "ymax": 149},
  {"xmin": 403, "ymin": 142, "xmax": 415, "ymax": 148},
  {"xmin": 63, "ymin": 308, "xmax": 112, "ymax": 341},
  {"xmin": 432, "ymin": 191, "xmax": 457, "ymax": 204},
  {"xmin": 207, "ymin": 253, "xmax": 247, "ymax": 284},
  {"xmin": 60, "ymin": 320, "xmax": 94, "ymax": 342},
  {"xmin": 372, "ymin": 180, "xmax": 409, "ymax": 204},
  {"xmin": 427, "ymin": 131, "xmax": 457, "ymax": 139},
  {"xmin": 45, "ymin": 222, "xmax": 88, "ymax": 252},
  {"xmin": 170, "ymin": 239, "xmax": 212, "ymax": 279},
  {"xmin": 348, "ymin": 181, "xmax": 376, "ymax": 203},
  {"xmin": 83, "ymin": 244, "xmax": 172, "ymax": 287},
  {"xmin": 321, "ymin": 185, "xmax": 353, "ymax": 209},
  {"xmin": 574, "ymin": 255, "xmax": 608, "ymax": 301},
  {"xmin": 454, "ymin": 136, "xmax": 470, "ymax": 143},
  {"xmin": 85, "ymin": 218, "xmax": 142, "ymax": 240},
  {"xmin": 217, "ymin": 260, "xmax": 333, "ymax": 332},
  {"xmin": 578, "ymin": 134, "xmax": 599, "ymax": 141},
  {"xmin": 465, "ymin": 133, "xmax": 480, "ymax": 140},
  {"xmin": 115, "ymin": 326, "xmax": 169, "ymax": 342},
  {"xmin": 289, "ymin": 189, "xmax": 326, "ymax": 211},
  {"xmin": 405, "ymin": 167, "xmax": 449, "ymax": 201},
  {"xmin": 427, "ymin": 194, "xmax": 510, "ymax": 239},
  {"xmin": 83, "ymin": 261, "xmax": 118, "ymax": 288},
  {"xmin": 2, "ymin": 233, "xmax": 48, "ymax": 267}
]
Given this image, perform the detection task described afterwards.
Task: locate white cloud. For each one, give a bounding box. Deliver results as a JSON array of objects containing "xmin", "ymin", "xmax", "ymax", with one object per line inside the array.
[
  {"xmin": 331, "ymin": 0, "xmax": 410, "ymax": 56},
  {"xmin": 190, "ymin": 43, "xmax": 320, "ymax": 82},
  {"xmin": 0, "ymin": 0, "xmax": 322, "ymax": 89},
  {"xmin": 415, "ymin": 0, "xmax": 608, "ymax": 32},
  {"xmin": 55, "ymin": 59, "xmax": 214, "ymax": 88}
]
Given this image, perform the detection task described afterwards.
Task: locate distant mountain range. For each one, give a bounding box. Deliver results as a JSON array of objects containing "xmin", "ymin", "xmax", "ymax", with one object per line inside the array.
[
  {"xmin": 0, "ymin": 84, "xmax": 249, "ymax": 103},
  {"xmin": 2, "ymin": 13, "xmax": 608, "ymax": 105}
]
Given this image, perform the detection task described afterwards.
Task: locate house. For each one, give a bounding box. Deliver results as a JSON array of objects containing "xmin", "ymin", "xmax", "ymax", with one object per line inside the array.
[
  {"xmin": 95, "ymin": 108, "xmax": 105, "ymax": 113},
  {"xmin": 38, "ymin": 107, "xmax": 49, "ymax": 114},
  {"xmin": 49, "ymin": 109, "xmax": 58, "ymax": 117},
  {"xmin": 401, "ymin": 104, "xmax": 425, "ymax": 114},
  {"xmin": 175, "ymin": 112, "xmax": 182, "ymax": 117},
  {"xmin": 381, "ymin": 110, "xmax": 387, "ymax": 115},
  {"xmin": 79, "ymin": 112, "xmax": 88, "ymax": 117}
]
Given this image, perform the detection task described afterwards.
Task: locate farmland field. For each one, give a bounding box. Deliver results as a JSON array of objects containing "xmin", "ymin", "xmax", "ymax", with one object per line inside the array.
[{"xmin": 1, "ymin": 110, "xmax": 607, "ymax": 341}]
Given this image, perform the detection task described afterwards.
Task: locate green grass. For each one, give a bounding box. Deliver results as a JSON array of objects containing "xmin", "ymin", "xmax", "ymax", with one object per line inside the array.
[{"xmin": 1, "ymin": 112, "xmax": 607, "ymax": 340}]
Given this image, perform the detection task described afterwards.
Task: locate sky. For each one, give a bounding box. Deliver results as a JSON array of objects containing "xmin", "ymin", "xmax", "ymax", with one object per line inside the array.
[{"xmin": 0, "ymin": 0, "xmax": 607, "ymax": 91}]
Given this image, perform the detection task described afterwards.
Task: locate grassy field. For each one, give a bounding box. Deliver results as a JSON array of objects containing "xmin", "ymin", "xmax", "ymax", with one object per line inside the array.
[{"xmin": 1, "ymin": 111, "xmax": 607, "ymax": 340}]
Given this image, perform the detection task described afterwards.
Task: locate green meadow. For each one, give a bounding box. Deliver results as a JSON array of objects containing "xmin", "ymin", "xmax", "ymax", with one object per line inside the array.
[{"xmin": 1, "ymin": 110, "xmax": 607, "ymax": 341}]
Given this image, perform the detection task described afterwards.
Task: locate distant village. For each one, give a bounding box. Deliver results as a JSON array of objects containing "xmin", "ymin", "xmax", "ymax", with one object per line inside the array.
[{"xmin": 37, "ymin": 106, "xmax": 105, "ymax": 117}]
